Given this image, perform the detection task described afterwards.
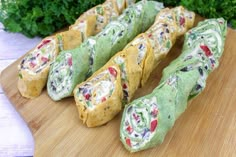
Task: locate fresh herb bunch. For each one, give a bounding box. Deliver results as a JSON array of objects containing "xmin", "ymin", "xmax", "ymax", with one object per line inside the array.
[
  {"xmin": 158, "ymin": 0, "xmax": 236, "ymax": 28},
  {"xmin": 0, "ymin": 0, "xmax": 104, "ymax": 37},
  {"xmin": 157, "ymin": 0, "xmax": 180, "ymax": 6}
]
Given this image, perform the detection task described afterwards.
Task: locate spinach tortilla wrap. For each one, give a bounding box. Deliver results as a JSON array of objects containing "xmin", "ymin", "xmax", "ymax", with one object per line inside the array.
[
  {"xmin": 120, "ymin": 18, "xmax": 227, "ymax": 152},
  {"xmin": 47, "ymin": 1, "xmax": 164, "ymax": 101},
  {"xmin": 73, "ymin": 7, "xmax": 195, "ymax": 127}
]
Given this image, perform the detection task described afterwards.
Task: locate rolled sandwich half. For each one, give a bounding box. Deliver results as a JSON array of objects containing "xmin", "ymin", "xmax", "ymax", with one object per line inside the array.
[
  {"xmin": 73, "ymin": 7, "xmax": 195, "ymax": 127},
  {"xmin": 47, "ymin": 1, "xmax": 164, "ymax": 101},
  {"xmin": 17, "ymin": 0, "xmax": 134, "ymax": 99},
  {"xmin": 120, "ymin": 18, "xmax": 227, "ymax": 152}
]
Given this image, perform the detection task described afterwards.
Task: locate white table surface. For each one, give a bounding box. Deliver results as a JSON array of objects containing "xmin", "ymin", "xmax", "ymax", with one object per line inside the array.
[{"xmin": 0, "ymin": 23, "xmax": 42, "ymax": 156}]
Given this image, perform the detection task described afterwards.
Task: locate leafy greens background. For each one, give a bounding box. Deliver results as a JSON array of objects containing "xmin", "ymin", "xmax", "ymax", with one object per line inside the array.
[
  {"xmin": 0, "ymin": 0, "xmax": 104, "ymax": 37},
  {"xmin": 0, "ymin": 0, "xmax": 235, "ymax": 38}
]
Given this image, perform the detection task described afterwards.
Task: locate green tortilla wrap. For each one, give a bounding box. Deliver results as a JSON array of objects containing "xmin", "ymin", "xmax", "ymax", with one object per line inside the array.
[
  {"xmin": 47, "ymin": 1, "xmax": 164, "ymax": 101},
  {"xmin": 120, "ymin": 18, "xmax": 227, "ymax": 152}
]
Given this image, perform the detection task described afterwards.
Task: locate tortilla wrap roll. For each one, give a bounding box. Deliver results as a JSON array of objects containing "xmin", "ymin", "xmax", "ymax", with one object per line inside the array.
[
  {"xmin": 120, "ymin": 18, "xmax": 227, "ymax": 152},
  {"xmin": 73, "ymin": 7, "xmax": 195, "ymax": 127},
  {"xmin": 18, "ymin": 0, "xmax": 134, "ymax": 98},
  {"xmin": 47, "ymin": 1, "xmax": 164, "ymax": 101}
]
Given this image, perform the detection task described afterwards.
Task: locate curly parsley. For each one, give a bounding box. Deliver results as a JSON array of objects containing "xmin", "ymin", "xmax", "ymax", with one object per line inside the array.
[{"xmin": 0, "ymin": 0, "xmax": 104, "ymax": 37}]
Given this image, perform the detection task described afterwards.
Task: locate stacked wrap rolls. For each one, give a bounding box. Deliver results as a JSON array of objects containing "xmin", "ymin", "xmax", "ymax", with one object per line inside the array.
[
  {"xmin": 17, "ymin": 0, "xmax": 135, "ymax": 99},
  {"xmin": 73, "ymin": 7, "xmax": 195, "ymax": 127},
  {"xmin": 120, "ymin": 18, "xmax": 227, "ymax": 152},
  {"xmin": 47, "ymin": 1, "xmax": 164, "ymax": 101}
]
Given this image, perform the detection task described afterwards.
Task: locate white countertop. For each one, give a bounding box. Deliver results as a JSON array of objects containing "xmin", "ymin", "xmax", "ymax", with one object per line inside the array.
[{"xmin": 0, "ymin": 23, "xmax": 42, "ymax": 156}]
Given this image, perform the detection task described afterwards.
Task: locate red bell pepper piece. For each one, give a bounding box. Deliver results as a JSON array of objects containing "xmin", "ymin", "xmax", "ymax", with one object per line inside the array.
[
  {"xmin": 200, "ymin": 45, "xmax": 212, "ymax": 57},
  {"xmin": 29, "ymin": 62, "xmax": 36, "ymax": 68},
  {"xmin": 41, "ymin": 56, "xmax": 48, "ymax": 62},
  {"xmin": 126, "ymin": 138, "xmax": 131, "ymax": 147},
  {"xmin": 108, "ymin": 67, "xmax": 117, "ymax": 77},
  {"xmin": 150, "ymin": 119, "xmax": 158, "ymax": 132},
  {"xmin": 68, "ymin": 57, "xmax": 73, "ymax": 66},
  {"xmin": 101, "ymin": 97, "xmax": 106, "ymax": 102},
  {"xmin": 126, "ymin": 125, "xmax": 133, "ymax": 134},
  {"xmin": 123, "ymin": 83, "xmax": 127, "ymax": 89},
  {"xmin": 180, "ymin": 17, "xmax": 185, "ymax": 26},
  {"xmin": 37, "ymin": 39, "xmax": 51, "ymax": 49},
  {"xmin": 84, "ymin": 93, "xmax": 90, "ymax": 100}
]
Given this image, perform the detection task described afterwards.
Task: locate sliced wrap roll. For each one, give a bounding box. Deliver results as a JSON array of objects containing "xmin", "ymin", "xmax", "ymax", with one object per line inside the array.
[
  {"xmin": 73, "ymin": 7, "xmax": 195, "ymax": 127},
  {"xmin": 47, "ymin": 1, "xmax": 164, "ymax": 101},
  {"xmin": 120, "ymin": 18, "xmax": 227, "ymax": 152},
  {"xmin": 17, "ymin": 0, "xmax": 133, "ymax": 99}
]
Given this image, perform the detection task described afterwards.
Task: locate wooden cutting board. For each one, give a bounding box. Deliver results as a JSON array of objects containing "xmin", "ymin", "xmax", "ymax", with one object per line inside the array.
[{"xmin": 1, "ymin": 16, "xmax": 236, "ymax": 157}]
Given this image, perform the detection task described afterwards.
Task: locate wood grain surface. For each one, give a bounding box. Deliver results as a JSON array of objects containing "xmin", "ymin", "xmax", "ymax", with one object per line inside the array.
[{"xmin": 1, "ymin": 16, "xmax": 236, "ymax": 157}]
